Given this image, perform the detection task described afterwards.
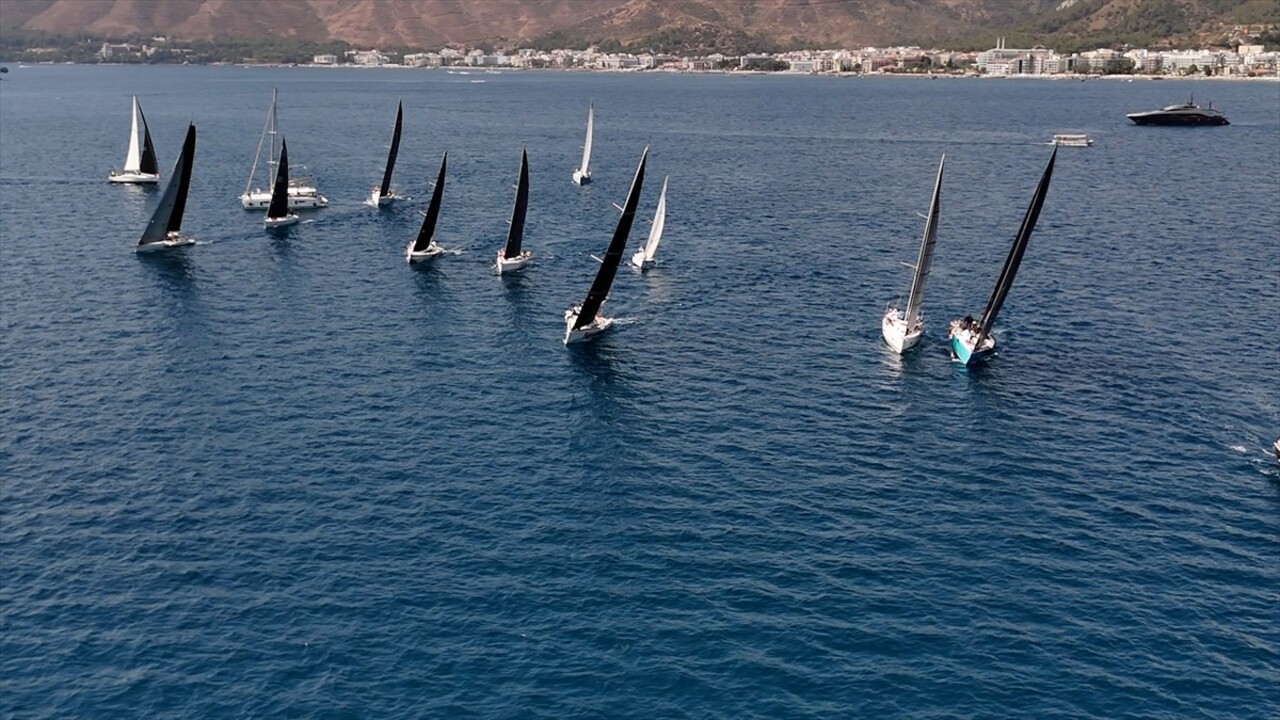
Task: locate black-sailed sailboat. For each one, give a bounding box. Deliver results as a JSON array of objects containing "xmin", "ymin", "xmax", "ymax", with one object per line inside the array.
[
  {"xmin": 110, "ymin": 95, "xmax": 160, "ymax": 184},
  {"xmin": 883, "ymin": 154, "xmax": 945, "ymax": 353},
  {"xmin": 563, "ymin": 147, "xmax": 647, "ymax": 345},
  {"xmin": 368, "ymin": 99, "xmax": 404, "ymax": 206},
  {"xmin": 137, "ymin": 123, "xmax": 196, "ymax": 251},
  {"xmin": 264, "ymin": 137, "xmax": 299, "ymax": 228},
  {"xmin": 948, "ymin": 147, "xmax": 1057, "ymax": 365},
  {"xmin": 495, "ymin": 147, "xmax": 533, "ymax": 274},
  {"xmin": 405, "ymin": 152, "xmax": 448, "ymax": 263}
]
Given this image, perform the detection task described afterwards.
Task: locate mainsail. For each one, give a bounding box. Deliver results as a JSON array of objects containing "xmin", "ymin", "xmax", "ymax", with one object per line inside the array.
[
  {"xmin": 379, "ymin": 100, "xmax": 403, "ymax": 197},
  {"xmin": 503, "ymin": 148, "xmax": 530, "ymax": 258},
  {"xmin": 641, "ymin": 175, "xmax": 668, "ymax": 261},
  {"xmin": 137, "ymin": 102, "xmax": 159, "ymax": 176},
  {"xmin": 973, "ymin": 147, "xmax": 1057, "ymax": 350},
  {"xmin": 410, "ymin": 152, "xmax": 447, "ymax": 253},
  {"xmin": 579, "ymin": 103, "xmax": 594, "ymax": 176},
  {"xmin": 139, "ymin": 124, "xmax": 195, "ymax": 246},
  {"xmin": 266, "ymin": 137, "xmax": 291, "ymax": 220},
  {"xmin": 574, "ymin": 147, "xmax": 647, "ymax": 330},
  {"xmin": 902, "ymin": 155, "xmax": 945, "ymax": 331}
]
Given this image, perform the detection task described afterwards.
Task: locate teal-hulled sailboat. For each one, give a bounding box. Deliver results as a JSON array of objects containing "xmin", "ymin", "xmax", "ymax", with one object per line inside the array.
[{"xmin": 948, "ymin": 147, "xmax": 1057, "ymax": 365}]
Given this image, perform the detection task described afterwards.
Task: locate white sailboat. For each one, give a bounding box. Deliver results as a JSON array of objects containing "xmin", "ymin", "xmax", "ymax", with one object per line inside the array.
[
  {"xmin": 240, "ymin": 88, "xmax": 327, "ymax": 210},
  {"xmin": 571, "ymin": 102, "xmax": 593, "ymax": 186},
  {"xmin": 630, "ymin": 175, "xmax": 668, "ymax": 270},
  {"xmin": 264, "ymin": 137, "xmax": 300, "ymax": 229},
  {"xmin": 405, "ymin": 152, "xmax": 448, "ymax": 263},
  {"xmin": 109, "ymin": 96, "xmax": 160, "ymax": 184},
  {"xmin": 367, "ymin": 99, "xmax": 404, "ymax": 206},
  {"xmin": 495, "ymin": 148, "xmax": 533, "ymax": 274},
  {"xmin": 564, "ymin": 147, "xmax": 648, "ymax": 345},
  {"xmin": 136, "ymin": 124, "xmax": 196, "ymax": 252},
  {"xmin": 882, "ymin": 155, "xmax": 945, "ymax": 353},
  {"xmin": 949, "ymin": 148, "xmax": 1057, "ymax": 365}
]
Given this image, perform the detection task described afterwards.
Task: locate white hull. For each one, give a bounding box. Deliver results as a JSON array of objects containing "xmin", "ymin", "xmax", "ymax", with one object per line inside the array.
[
  {"xmin": 368, "ymin": 189, "xmax": 402, "ymax": 207},
  {"xmin": 572, "ymin": 169, "xmax": 591, "ymax": 185},
  {"xmin": 563, "ymin": 308, "xmax": 613, "ymax": 344},
  {"xmin": 264, "ymin": 214, "xmax": 299, "ymax": 228},
  {"xmin": 110, "ymin": 172, "xmax": 160, "ymax": 184},
  {"xmin": 406, "ymin": 242, "xmax": 445, "ymax": 264},
  {"xmin": 137, "ymin": 233, "xmax": 194, "ymax": 252},
  {"xmin": 241, "ymin": 188, "xmax": 327, "ymax": 210},
  {"xmin": 629, "ymin": 250, "xmax": 652, "ymax": 270},
  {"xmin": 881, "ymin": 310, "xmax": 922, "ymax": 354},
  {"xmin": 495, "ymin": 251, "xmax": 532, "ymax": 274}
]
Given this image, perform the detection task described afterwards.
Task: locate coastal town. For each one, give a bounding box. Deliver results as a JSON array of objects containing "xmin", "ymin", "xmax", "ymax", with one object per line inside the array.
[{"xmin": 85, "ymin": 37, "xmax": 1280, "ymax": 79}]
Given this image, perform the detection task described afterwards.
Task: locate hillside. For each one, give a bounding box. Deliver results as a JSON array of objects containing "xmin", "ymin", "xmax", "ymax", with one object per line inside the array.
[{"xmin": 0, "ymin": 0, "xmax": 1275, "ymax": 51}]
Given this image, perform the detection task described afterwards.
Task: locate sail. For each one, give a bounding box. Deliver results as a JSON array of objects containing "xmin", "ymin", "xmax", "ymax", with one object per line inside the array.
[
  {"xmin": 973, "ymin": 147, "xmax": 1057, "ymax": 350},
  {"xmin": 379, "ymin": 100, "xmax": 402, "ymax": 196},
  {"xmin": 267, "ymin": 137, "xmax": 291, "ymax": 220},
  {"xmin": 139, "ymin": 124, "xmax": 196, "ymax": 246},
  {"xmin": 579, "ymin": 103, "xmax": 593, "ymax": 174},
  {"xmin": 903, "ymin": 155, "xmax": 945, "ymax": 330},
  {"xmin": 137, "ymin": 102, "xmax": 159, "ymax": 176},
  {"xmin": 574, "ymin": 147, "xmax": 647, "ymax": 330},
  {"xmin": 123, "ymin": 96, "xmax": 142, "ymax": 173},
  {"xmin": 642, "ymin": 175, "xmax": 668, "ymax": 261},
  {"xmin": 411, "ymin": 152, "xmax": 447, "ymax": 253},
  {"xmin": 503, "ymin": 148, "xmax": 530, "ymax": 257}
]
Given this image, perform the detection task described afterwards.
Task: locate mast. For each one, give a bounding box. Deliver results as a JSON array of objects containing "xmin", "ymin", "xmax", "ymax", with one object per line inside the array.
[
  {"xmin": 574, "ymin": 147, "xmax": 647, "ymax": 330},
  {"xmin": 503, "ymin": 148, "xmax": 529, "ymax": 257},
  {"xmin": 642, "ymin": 175, "xmax": 668, "ymax": 260},
  {"xmin": 123, "ymin": 96, "xmax": 142, "ymax": 173},
  {"xmin": 244, "ymin": 88, "xmax": 277, "ymax": 194},
  {"xmin": 579, "ymin": 102, "xmax": 593, "ymax": 174},
  {"xmin": 903, "ymin": 154, "xmax": 944, "ymax": 330},
  {"xmin": 137, "ymin": 102, "xmax": 159, "ymax": 176},
  {"xmin": 379, "ymin": 100, "xmax": 402, "ymax": 197},
  {"xmin": 139, "ymin": 124, "xmax": 196, "ymax": 246},
  {"xmin": 266, "ymin": 137, "xmax": 291, "ymax": 220},
  {"xmin": 411, "ymin": 152, "xmax": 447, "ymax": 253},
  {"xmin": 973, "ymin": 147, "xmax": 1057, "ymax": 350}
]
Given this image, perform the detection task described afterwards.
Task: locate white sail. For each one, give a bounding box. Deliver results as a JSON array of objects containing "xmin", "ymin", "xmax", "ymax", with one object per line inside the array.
[
  {"xmin": 123, "ymin": 96, "xmax": 142, "ymax": 173},
  {"xmin": 579, "ymin": 103, "xmax": 593, "ymax": 175},
  {"xmin": 642, "ymin": 176, "xmax": 668, "ymax": 261}
]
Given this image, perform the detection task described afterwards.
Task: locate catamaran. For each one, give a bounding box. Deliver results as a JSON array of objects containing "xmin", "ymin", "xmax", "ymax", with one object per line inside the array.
[
  {"xmin": 405, "ymin": 152, "xmax": 448, "ymax": 263},
  {"xmin": 948, "ymin": 148, "xmax": 1057, "ymax": 365},
  {"xmin": 571, "ymin": 102, "xmax": 594, "ymax": 186},
  {"xmin": 882, "ymin": 155, "xmax": 945, "ymax": 353},
  {"xmin": 495, "ymin": 148, "xmax": 532, "ymax": 274},
  {"xmin": 564, "ymin": 147, "xmax": 647, "ymax": 345},
  {"xmin": 264, "ymin": 137, "xmax": 300, "ymax": 229},
  {"xmin": 241, "ymin": 88, "xmax": 327, "ymax": 210},
  {"xmin": 630, "ymin": 175, "xmax": 668, "ymax": 270},
  {"xmin": 136, "ymin": 124, "xmax": 196, "ymax": 252},
  {"xmin": 109, "ymin": 96, "xmax": 160, "ymax": 184},
  {"xmin": 367, "ymin": 99, "xmax": 404, "ymax": 206}
]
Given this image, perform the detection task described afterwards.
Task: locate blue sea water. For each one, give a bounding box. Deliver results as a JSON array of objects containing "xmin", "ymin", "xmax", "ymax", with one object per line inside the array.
[{"xmin": 2, "ymin": 65, "xmax": 1278, "ymax": 718}]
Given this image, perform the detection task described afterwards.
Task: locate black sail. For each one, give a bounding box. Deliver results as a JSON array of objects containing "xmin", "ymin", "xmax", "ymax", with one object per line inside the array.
[
  {"xmin": 974, "ymin": 147, "xmax": 1057, "ymax": 350},
  {"xmin": 139, "ymin": 123, "xmax": 196, "ymax": 246},
  {"xmin": 411, "ymin": 152, "xmax": 447, "ymax": 253},
  {"xmin": 266, "ymin": 138, "xmax": 291, "ymax": 220},
  {"xmin": 503, "ymin": 148, "xmax": 530, "ymax": 257},
  {"xmin": 379, "ymin": 100, "xmax": 402, "ymax": 197},
  {"xmin": 574, "ymin": 147, "xmax": 647, "ymax": 330},
  {"xmin": 138, "ymin": 103, "xmax": 160, "ymax": 176}
]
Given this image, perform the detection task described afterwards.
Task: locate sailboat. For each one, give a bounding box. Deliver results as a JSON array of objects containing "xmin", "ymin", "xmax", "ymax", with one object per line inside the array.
[
  {"xmin": 564, "ymin": 147, "xmax": 647, "ymax": 345},
  {"xmin": 405, "ymin": 152, "xmax": 448, "ymax": 263},
  {"xmin": 882, "ymin": 155, "xmax": 945, "ymax": 353},
  {"xmin": 240, "ymin": 88, "xmax": 327, "ymax": 210},
  {"xmin": 948, "ymin": 148, "xmax": 1057, "ymax": 365},
  {"xmin": 109, "ymin": 96, "xmax": 160, "ymax": 184},
  {"xmin": 630, "ymin": 175, "xmax": 668, "ymax": 270},
  {"xmin": 264, "ymin": 137, "xmax": 300, "ymax": 228},
  {"xmin": 571, "ymin": 102, "xmax": 593, "ymax": 185},
  {"xmin": 136, "ymin": 124, "xmax": 196, "ymax": 252},
  {"xmin": 367, "ymin": 99, "xmax": 404, "ymax": 206},
  {"xmin": 495, "ymin": 147, "xmax": 533, "ymax": 274}
]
